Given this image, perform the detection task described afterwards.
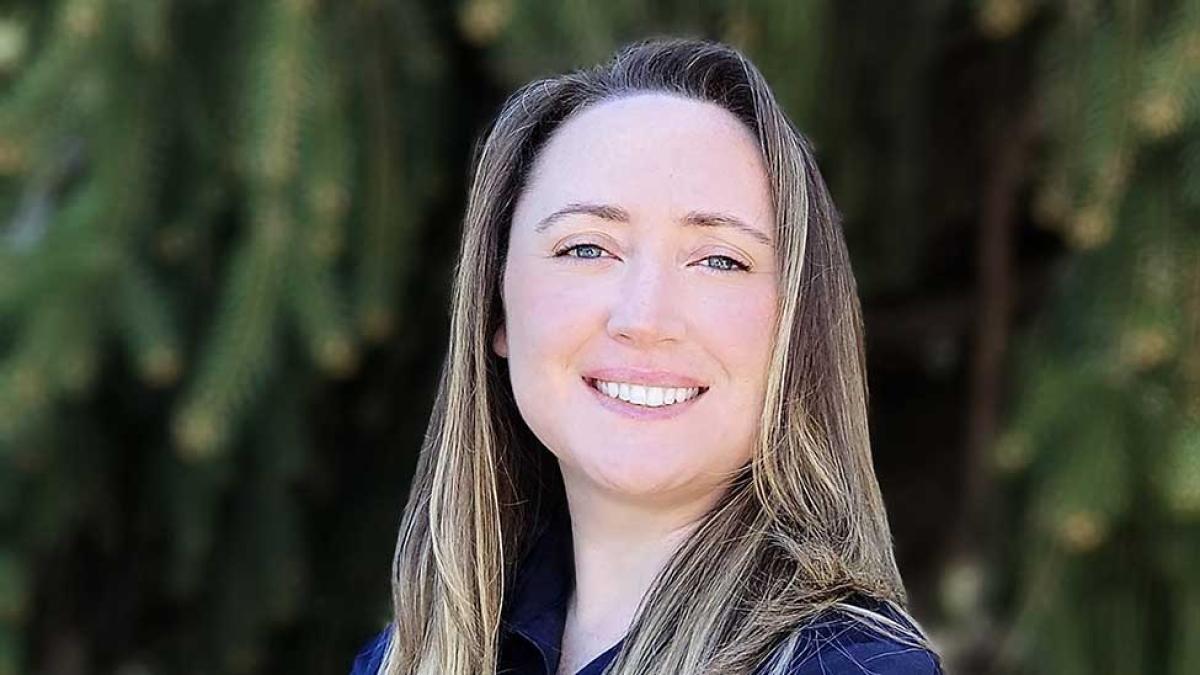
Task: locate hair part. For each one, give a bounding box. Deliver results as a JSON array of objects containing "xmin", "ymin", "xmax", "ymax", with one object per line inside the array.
[{"xmin": 380, "ymin": 37, "xmax": 930, "ymax": 675}]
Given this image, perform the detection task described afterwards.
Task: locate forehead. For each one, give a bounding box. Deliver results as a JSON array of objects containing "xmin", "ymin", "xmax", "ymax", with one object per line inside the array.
[{"xmin": 516, "ymin": 93, "xmax": 774, "ymax": 227}]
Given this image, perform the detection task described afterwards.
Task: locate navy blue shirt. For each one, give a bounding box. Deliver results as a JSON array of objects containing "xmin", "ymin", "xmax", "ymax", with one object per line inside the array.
[{"xmin": 350, "ymin": 511, "xmax": 943, "ymax": 675}]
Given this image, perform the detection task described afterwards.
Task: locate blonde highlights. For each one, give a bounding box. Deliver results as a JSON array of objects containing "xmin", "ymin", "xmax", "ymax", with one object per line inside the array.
[{"xmin": 380, "ymin": 38, "xmax": 928, "ymax": 675}]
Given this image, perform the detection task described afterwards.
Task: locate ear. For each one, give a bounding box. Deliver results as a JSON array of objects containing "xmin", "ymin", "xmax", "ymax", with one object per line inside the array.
[{"xmin": 492, "ymin": 323, "xmax": 508, "ymax": 358}]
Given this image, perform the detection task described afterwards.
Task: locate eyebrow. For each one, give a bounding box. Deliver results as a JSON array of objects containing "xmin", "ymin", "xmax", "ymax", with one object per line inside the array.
[{"xmin": 533, "ymin": 201, "xmax": 775, "ymax": 249}]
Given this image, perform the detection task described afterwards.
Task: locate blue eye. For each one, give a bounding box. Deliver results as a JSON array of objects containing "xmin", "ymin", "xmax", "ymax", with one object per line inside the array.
[
  {"xmin": 699, "ymin": 255, "xmax": 750, "ymax": 272},
  {"xmin": 553, "ymin": 244, "xmax": 751, "ymax": 273},
  {"xmin": 555, "ymin": 243, "xmax": 609, "ymax": 259}
]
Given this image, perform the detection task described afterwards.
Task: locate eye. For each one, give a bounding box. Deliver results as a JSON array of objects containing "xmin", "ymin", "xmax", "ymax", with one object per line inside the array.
[
  {"xmin": 697, "ymin": 254, "xmax": 751, "ymax": 273},
  {"xmin": 553, "ymin": 244, "xmax": 751, "ymax": 273},
  {"xmin": 554, "ymin": 243, "xmax": 612, "ymax": 260}
]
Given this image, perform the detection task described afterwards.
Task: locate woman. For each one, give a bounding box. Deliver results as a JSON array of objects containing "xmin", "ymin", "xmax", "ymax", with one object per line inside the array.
[{"xmin": 351, "ymin": 38, "xmax": 944, "ymax": 675}]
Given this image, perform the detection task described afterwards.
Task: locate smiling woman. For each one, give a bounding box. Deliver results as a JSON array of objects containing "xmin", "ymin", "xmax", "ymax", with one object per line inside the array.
[
  {"xmin": 351, "ymin": 38, "xmax": 944, "ymax": 675},
  {"xmin": 495, "ymin": 92, "xmax": 778, "ymax": 508}
]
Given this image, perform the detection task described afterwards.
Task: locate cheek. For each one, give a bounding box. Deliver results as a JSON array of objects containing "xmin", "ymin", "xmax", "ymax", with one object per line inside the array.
[
  {"xmin": 693, "ymin": 281, "xmax": 777, "ymax": 379},
  {"xmin": 503, "ymin": 259, "xmax": 604, "ymax": 361}
]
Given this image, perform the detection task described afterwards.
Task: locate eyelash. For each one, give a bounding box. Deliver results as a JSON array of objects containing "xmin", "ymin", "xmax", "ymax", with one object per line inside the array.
[{"xmin": 553, "ymin": 243, "xmax": 752, "ymax": 273}]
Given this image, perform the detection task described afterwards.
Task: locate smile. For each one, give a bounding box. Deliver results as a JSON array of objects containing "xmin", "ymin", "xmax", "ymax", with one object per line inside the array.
[{"xmin": 584, "ymin": 377, "xmax": 709, "ymax": 408}]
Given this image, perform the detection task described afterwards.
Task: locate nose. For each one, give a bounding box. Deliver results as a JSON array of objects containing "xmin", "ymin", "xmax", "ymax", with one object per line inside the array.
[{"xmin": 606, "ymin": 255, "xmax": 687, "ymax": 346}]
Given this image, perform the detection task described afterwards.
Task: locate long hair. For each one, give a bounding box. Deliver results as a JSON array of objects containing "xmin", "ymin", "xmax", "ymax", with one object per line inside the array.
[{"xmin": 381, "ymin": 37, "xmax": 928, "ymax": 675}]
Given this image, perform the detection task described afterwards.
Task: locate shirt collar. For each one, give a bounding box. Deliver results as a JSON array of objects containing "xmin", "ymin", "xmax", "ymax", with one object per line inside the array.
[
  {"xmin": 502, "ymin": 506, "xmax": 575, "ymax": 673},
  {"xmin": 496, "ymin": 511, "xmax": 925, "ymax": 675}
]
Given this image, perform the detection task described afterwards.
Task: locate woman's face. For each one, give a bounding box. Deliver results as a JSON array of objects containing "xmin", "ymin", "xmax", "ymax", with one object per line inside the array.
[{"xmin": 494, "ymin": 93, "xmax": 779, "ymax": 505}]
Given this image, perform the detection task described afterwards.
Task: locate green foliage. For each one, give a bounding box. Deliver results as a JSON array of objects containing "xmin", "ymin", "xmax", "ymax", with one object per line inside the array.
[
  {"xmin": 0, "ymin": 0, "xmax": 1196, "ymax": 673},
  {"xmin": 985, "ymin": 0, "xmax": 1200, "ymax": 672},
  {"xmin": 0, "ymin": 0, "xmax": 432, "ymax": 671}
]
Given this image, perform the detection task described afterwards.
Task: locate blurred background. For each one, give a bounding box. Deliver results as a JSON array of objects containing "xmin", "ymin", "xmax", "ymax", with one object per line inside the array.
[{"xmin": 0, "ymin": 0, "xmax": 1197, "ymax": 673}]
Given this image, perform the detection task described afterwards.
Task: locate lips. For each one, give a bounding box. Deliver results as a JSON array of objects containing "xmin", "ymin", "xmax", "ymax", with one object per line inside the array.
[
  {"xmin": 580, "ymin": 366, "xmax": 708, "ymax": 389},
  {"xmin": 581, "ymin": 374, "xmax": 707, "ymax": 420},
  {"xmin": 585, "ymin": 377, "xmax": 705, "ymax": 405}
]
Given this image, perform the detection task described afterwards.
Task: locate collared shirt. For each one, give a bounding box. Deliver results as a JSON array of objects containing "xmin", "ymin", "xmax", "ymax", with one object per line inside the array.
[{"xmin": 350, "ymin": 510, "xmax": 943, "ymax": 675}]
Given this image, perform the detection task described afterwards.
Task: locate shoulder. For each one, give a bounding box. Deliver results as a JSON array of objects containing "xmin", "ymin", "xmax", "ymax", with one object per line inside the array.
[
  {"xmin": 779, "ymin": 603, "xmax": 943, "ymax": 675},
  {"xmin": 349, "ymin": 625, "xmax": 391, "ymax": 675}
]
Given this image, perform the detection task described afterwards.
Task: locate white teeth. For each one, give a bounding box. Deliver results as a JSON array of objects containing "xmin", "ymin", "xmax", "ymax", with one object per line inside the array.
[{"xmin": 590, "ymin": 379, "xmax": 703, "ymax": 408}]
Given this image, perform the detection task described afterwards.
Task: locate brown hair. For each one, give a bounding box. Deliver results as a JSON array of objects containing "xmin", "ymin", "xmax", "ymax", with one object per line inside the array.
[{"xmin": 381, "ymin": 37, "xmax": 928, "ymax": 675}]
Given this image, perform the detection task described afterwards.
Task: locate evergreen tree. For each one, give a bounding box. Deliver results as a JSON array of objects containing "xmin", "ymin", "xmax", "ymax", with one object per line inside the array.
[
  {"xmin": 977, "ymin": 1, "xmax": 1200, "ymax": 673},
  {"xmin": 0, "ymin": 1, "xmax": 1196, "ymax": 673},
  {"xmin": 0, "ymin": 1, "xmax": 446, "ymax": 671}
]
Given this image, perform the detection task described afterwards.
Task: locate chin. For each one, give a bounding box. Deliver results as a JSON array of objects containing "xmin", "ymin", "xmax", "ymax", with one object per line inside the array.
[{"xmin": 576, "ymin": 461, "xmax": 710, "ymax": 502}]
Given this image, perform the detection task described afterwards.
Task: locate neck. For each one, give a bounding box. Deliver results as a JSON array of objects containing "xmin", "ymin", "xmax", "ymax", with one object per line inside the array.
[{"xmin": 558, "ymin": 469, "xmax": 723, "ymax": 641}]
